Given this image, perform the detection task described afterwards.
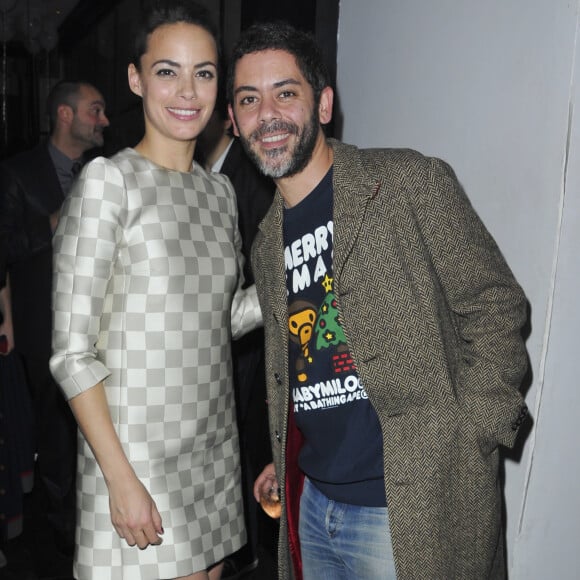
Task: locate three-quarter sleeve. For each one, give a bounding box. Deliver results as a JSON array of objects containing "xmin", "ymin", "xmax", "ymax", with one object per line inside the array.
[{"xmin": 50, "ymin": 157, "xmax": 126, "ymax": 400}]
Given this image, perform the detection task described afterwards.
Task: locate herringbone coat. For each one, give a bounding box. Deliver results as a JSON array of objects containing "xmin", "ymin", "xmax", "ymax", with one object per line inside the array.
[{"xmin": 252, "ymin": 139, "xmax": 529, "ymax": 580}]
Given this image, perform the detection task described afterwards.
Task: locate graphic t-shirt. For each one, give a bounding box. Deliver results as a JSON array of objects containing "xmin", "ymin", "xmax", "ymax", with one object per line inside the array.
[{"xmin": 284, "ymin": 167, "xmax": 386, "ymax": 507}]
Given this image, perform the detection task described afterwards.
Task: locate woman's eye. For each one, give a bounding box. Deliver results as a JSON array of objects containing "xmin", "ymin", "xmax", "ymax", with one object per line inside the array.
[
  {"xmin": 156, "ymin": 68, "xmax": 175, "ymax": 77},
  {"xmin": 197, "ymin": 69, "xmax": 215, "ymax": 80}
]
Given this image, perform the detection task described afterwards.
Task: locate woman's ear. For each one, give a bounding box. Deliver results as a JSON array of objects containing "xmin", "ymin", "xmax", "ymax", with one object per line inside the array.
[{"xmin": 128, "ymin": 63, "xmax": 142, "ymax": 97}]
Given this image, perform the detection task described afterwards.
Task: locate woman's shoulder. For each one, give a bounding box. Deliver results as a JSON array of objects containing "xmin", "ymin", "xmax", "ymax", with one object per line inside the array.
[
  {"xmin": 194, "ymin": 162, "xmax": 235, "ymax": 199},
  {"xmin": 82, "ymin": 148, "xmax": 134, "ymax": 174},
  {"xmin": 195, "ymin": 161, "xmax": 231, "ymax": 185}
]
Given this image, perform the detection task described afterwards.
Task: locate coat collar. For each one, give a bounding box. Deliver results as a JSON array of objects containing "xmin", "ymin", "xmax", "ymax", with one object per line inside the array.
[
  {"xmin": 256, "ymin": 139, "xmax": 383, "ymax": 312},
  {"xmin": 258, "ymin": 139, "xmax": 382, "ymax": 235}
]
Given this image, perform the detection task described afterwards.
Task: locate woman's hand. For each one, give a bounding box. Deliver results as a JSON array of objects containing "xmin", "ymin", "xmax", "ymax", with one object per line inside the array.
[
  {"xmin": 108, "ymin": 474, "xmax": 163, "ymax": 549},
  {"xmin": 69, "ymin": 383, "xmax": 164, "ymax": 549}
]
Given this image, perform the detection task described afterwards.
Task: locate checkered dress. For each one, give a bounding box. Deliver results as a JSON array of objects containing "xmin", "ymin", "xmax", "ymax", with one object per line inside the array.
[{"xmin": 51, "ymin": 148, "xmax": 261, "ymax": 580}]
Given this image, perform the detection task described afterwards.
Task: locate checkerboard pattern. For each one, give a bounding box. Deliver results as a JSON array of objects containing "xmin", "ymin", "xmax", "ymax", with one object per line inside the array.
[{"xmin": 51, "ymin": 149, "xmax": 261, "ymax": 579}]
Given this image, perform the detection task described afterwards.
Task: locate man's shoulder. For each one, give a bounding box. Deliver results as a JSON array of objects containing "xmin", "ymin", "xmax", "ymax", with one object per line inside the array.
[
  {"xmin": 329, "ymin": 139, "xmax": 453, "ymax": 190},
  {"xmin": 331, "ymin": 138, "xmax": 430, "ymax": 168},
  {"xmin": 0, "ymin": 143, "xmax": 56, "ymax": 193},
  {"xmin": 1, "ymin": 142, "xmax": 50, "ymax": 173}
]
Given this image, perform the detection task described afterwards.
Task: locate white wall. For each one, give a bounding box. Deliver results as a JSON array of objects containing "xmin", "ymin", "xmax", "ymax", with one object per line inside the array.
[{"xmin": 336, "ymin": 1, "xmax": 580, "ymax": 577}]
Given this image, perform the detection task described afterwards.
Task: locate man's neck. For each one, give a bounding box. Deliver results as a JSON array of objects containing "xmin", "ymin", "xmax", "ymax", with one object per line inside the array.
[
  {"xmin": 277, "ymin": 133, "xmax": 333, "ymax": 208},
  {"xmin": 50, "ymin": 133, "xmax": 85, "ymax": 161}
]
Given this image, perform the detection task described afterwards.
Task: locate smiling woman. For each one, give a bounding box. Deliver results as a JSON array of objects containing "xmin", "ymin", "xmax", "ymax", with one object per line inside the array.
[
  {"xmin": 49, "ymin": 2, "xmax": 263, "ymax": 580},
  {"xmin": 128, "ymin": 20, "xmax": 219, "ymax": 169}
]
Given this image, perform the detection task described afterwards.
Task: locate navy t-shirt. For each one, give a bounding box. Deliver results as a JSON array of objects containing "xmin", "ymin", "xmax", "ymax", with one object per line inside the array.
[{"xmin": 283, "ymin": 167, "xmax": 386, "ymax": 507}]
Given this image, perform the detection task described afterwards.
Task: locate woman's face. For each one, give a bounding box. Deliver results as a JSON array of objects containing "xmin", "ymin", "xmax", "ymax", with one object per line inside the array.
[{"xmin": 128, "ymin": 22, "xmax": 218, "ymax": 145}]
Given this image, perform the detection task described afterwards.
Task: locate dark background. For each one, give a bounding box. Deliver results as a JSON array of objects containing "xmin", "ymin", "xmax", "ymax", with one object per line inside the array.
[{"xmin": 0, "ymin": 0, "xmax": 339, "ymax": 159}]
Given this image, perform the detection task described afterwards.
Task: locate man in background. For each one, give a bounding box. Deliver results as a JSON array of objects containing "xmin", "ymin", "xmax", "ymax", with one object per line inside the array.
[{"xmin": 0, "ymin": 80, "xmax": 109, "ymax": 558}]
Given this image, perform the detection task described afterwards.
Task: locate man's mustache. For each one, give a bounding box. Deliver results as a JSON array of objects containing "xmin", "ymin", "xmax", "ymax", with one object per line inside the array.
[{"xmin": 250, "ymin": 120, "xmax": 299, "ymax": 141}]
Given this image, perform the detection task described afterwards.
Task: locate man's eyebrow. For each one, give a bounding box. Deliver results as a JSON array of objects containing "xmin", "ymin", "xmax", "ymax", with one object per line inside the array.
[
  {"xmin": 234, "ymin": 78, "xmax": 302, "ymax": 96},
  {"xmin": 234, "ymin": 84, "xmax": 257, "ymax": 96},
  {"xmin": 273, "ymin": 78, "xmax": 301, "ymax": 89}
]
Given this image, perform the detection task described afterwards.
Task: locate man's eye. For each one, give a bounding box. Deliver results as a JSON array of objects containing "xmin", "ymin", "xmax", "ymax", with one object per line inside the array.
[
  {"xmin": 279, "ymin": 91, "xmax": 295, "ymax": 99},
  {"xmin": 240, "ymin": 96, "xmax": 256, "ymax": 105}
]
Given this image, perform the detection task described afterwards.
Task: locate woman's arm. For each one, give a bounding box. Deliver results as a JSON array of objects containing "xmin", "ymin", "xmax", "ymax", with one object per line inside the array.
[{"xmin": 70, "ymin": 382, "xmax": 163, "ymax": 549}]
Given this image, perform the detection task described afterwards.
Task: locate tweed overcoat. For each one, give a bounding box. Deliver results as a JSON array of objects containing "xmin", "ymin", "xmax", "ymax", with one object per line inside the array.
[{"xmin": 251, "ymin": 139, "xmax": 529, "ymax": 580}]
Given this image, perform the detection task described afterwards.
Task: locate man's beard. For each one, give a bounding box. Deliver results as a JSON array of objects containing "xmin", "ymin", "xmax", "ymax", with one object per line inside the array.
[
  {"xmin": 71, "ymin": 121, "xmax": 104, "ymax": 149},
  {"xmin": 239, "ymin": 110, "xmax": 319, "ymax": 179}
]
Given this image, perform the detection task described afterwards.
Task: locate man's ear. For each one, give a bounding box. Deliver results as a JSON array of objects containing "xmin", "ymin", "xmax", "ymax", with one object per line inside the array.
[
  {"xmin": 227, "ymin": 104, "xmax": 240, "ymax": 137},
  {"xmin": 318, "ymin": 86, "xmax": 334, "ymax": 125},
  {"xmin": 128, "ymin": 63, "xmax": 142, "ymax": 97},
  {"xmin": 57, "ymin": 104, "xmax": 73, "ymax": 126}
]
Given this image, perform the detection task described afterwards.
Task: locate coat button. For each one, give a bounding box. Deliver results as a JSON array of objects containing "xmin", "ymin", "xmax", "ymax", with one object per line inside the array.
[
  {"xmin": 511, "ymin": 405, "xmax": 529, "ymax": 430},
  {"xmin": 274, "ymin": 373, "xmax": 282, "ymax": 386},
  {"xmin": 275, "ymin": 430, "xmax": 281, "ymax": 442}
]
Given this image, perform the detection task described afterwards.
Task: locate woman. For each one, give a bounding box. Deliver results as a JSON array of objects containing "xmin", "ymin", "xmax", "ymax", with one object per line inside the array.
[{"xmin": 50, "ymin": 2, "xmax": 261, "ymax": 579}]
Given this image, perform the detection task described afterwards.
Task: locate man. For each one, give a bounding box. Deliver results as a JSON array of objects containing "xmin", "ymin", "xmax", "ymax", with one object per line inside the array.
[
  {"xmin": 197, "ymin": 86, "xmax": 277, "ymax": 578},
  {"xmin": 0, "ymin": 80, "xmax": 109, "ymax": 556},
  {"xmin": 227, "ymin": 22, "xmax": 529, "ymax": 580}
]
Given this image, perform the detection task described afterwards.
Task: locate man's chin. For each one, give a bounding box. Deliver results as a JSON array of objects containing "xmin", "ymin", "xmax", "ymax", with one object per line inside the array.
[
  {"xmin": 256, "ymin": 150, "xmax": 291, "ymax": 177},
  {"xmin": 258, "ymin": 161, "xmax": 291, "ymax": 179}
]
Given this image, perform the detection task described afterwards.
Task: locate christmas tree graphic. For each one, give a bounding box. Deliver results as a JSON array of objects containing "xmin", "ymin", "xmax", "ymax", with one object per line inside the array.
[{"xmin": 314, "ymin": 274, "xmax": 354, "ymax": 374}]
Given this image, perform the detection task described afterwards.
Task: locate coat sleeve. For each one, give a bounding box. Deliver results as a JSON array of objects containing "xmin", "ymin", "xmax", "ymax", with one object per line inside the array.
[
  {"xmin": 410, "ymin": 156, "xmax": 528, "ymax": 450},
  {"xmin": 0, "ymin": 164, "xmax": 53, "ymax": 265}
]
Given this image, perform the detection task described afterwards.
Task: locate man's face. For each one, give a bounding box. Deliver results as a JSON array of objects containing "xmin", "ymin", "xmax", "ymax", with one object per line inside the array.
[
  {"xmin": 69, "ymin": 85, "xmax": 109, "ymax": 150},
  {"xmin": 229, "ymin": 50, "xmax": 322, "ymax": 179}
]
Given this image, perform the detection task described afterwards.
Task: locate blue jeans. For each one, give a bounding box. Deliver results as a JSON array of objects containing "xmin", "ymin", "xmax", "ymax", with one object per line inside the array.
[{"xmin": 299, "ymin": 477, "xmax": 397, "ymax": 579}]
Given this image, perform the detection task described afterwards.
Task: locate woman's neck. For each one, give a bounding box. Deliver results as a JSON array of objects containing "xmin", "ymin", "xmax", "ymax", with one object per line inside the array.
[{"xmin": 134, "ymin": 135, "xmax": 196, "ymax": 173}]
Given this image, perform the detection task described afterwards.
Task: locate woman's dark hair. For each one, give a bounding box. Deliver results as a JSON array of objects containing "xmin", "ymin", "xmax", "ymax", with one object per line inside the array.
[
  {"xmin": 132, "ymin": 0, "xmax": 219, "ymax": 70},
  {"xmin": 226, "ymin": 21, "xmax": 331, "ymax": 105}
]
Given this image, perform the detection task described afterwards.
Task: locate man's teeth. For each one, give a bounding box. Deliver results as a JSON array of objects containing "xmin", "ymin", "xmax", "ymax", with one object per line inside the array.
[{"xmin": 262, "ymin": 133, "xmax": 288, "ymax": 143}]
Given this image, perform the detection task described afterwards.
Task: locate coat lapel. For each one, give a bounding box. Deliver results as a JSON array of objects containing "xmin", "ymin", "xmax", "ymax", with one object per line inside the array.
[
  {"xmin": 330, "ymin": 140, "xmax": 383, "ymax": 280},
  {"xmin": 256, "ymin": 192, "xmax": 288, "ymax": 331}
]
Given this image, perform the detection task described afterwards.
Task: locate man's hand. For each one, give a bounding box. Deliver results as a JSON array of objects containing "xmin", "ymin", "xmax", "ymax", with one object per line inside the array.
[
  {"xmin": 254, "ymin": 462, "xmax": 278, "ymax": 503},
  {"xmin": 0, "ymin": 284, "xmax": 14, "ymax": 355},
  {"xmin": 49, "ymin": 210, "xmax": 60, "ymax": 234}
]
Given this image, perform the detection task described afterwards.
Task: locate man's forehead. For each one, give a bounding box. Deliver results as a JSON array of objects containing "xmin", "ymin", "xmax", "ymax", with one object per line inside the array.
[
  {"xmin": 234, "ymin": 50, "xmax": 305, "ymax": 88},
  {"xmin": 236, "ymin": 50, "xmax": 299, "ymax": 76},
  {"xmin": 79, "ymin": 86, "xmax": 105, "ymax": 104}
]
